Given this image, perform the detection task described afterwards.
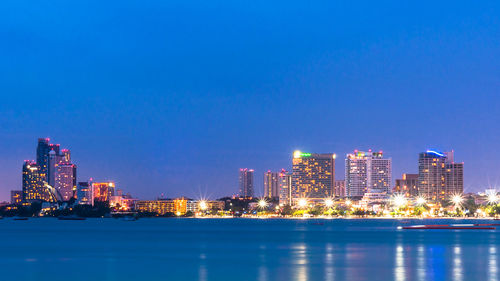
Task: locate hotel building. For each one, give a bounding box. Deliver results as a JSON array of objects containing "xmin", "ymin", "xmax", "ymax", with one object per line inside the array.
[
  {"xmin": 418, "ymin": 150, "xmax": 464, "ymax": 201},
  {"xmin": 291, "ymin": 151, "xmax": 335, "ymax": 204},
  {"xmin": 135, "ymin": 198, "xmax": 188, "ymax": 215},
  {"xmin": 345, "ymin": 150, "xmax": 391, "ymax": 197}
]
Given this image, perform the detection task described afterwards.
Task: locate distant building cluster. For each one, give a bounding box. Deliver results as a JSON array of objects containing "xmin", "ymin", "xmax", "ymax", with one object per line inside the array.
[
  {"xmin": 240, "ymin": 148, "xmax": 464, "ymax": 208},
  {"xmin": 8, "ymin": 138, "xmax": 225, "ymax": 216}
]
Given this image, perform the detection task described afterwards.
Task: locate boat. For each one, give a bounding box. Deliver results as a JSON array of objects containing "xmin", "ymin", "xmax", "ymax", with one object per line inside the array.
[
  {"xmin": 58, "ymin": 216, "xmax": 86, "ymax": 221},
  {"xmin": 400, "ymin": 224, "xmax": 495, "ymax": 230}
]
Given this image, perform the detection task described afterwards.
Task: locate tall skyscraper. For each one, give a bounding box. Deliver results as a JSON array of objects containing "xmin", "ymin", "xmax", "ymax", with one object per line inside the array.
[
  {"xmin": 239, "ymin": 168, "xmax": 254, "ymax": 197},
  {"xmin": 393, "ymin": 174, "xmax": 418, "ymax": 197},
  {"xmin": 263, "ymin": 171, "xmax": 279, "ymax": 199},
  {"xmin": 345, "ymin": 150, "xmax": 391, "ymax": 197},
  {"xmin": 34, "ymin": 139, "xmax": 77, "ymax": 201},
  {"xmin": 37, "ymin": 138, "xmax": 60, "ymax": 184},
  {"xmin": 418, "ymin": 150, "xmax": 463, "ymax": 201},
  {"xmin": 291, "ymin": 151, "xmax": 335, "ymax": 203},
  {"xmin": 22, "ymin": 160, "xmax": 56, "ymax": 202},
  {"xmin": 278, "ymin": 169, "xmax": 292, "ymax": 205}
]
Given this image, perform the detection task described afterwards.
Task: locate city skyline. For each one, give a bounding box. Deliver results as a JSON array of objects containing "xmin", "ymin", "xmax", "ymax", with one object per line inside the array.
[{"xmin": 0, "ymin": 136, "xmax": 485, "ymax": 202}]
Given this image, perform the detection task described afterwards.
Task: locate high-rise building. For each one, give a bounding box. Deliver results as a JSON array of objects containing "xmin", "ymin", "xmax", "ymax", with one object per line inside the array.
[
  {"xmin": 22, "ymin": 160, "xmax": 56, "ymax": 202},
  {"xmin": 10, "ymin": 190, "xmax": 22, "ymax": 205},
  {"xmin": 278, "ymin": 169, "xmax": 292, "ymax": 205},
  {"xmin": 345, "ymin": 150, "xmax": 391, "ymax": 197},
  {"xmin": 334, "ymin": 180, "xmax": 346, "ymax": 197},
  {"xmin": 77, "ymin": 181, "xmax": 93, "ymax": 205},
  {"xmin": 291, "ymin": 151, "xmax": 335, "ymax": 204},
  {"xmin": 393, "ymin": 174, "xmax": 418, "ymax": 197},
  {"xmin": 263, "ymin": 171, "xmax": 279, "ymax": 199},
  {"xmin": 238, "ymin": 168, "xmax": 254, "ymax": 197},
  {"xmin": 37, "ymin": 138, "xmax": 60, "ymax": 184},
  {"xmin": 54, "ymin": 163, "xmax": 77, "ymax": 201},
  {"xmin": 418, "ymin": 150, "xmax": 464, "ymax": 201}
]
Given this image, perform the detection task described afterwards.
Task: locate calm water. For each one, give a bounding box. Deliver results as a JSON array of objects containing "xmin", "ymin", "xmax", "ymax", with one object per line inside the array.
[{"xmin": 0, "ymin": 218, "xmax": 498, "ymax": 281}]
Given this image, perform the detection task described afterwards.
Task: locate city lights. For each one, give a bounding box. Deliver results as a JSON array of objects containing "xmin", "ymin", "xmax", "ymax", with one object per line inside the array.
[
  {"xmin": 345, "ymin": 199, "xmax": 352, "ymax": 206},
  {"xmin": 324, "ymin": 198, "xmax": 334, "ymax": 208},
  {"xmin": 199, "ymin": 200, "xmax": 208, "ymax": 211},
  {"xmin": 451, "ymin": 194, "xmax": 464, "ymax": 206},
  {"xmin": 391, "ymin": 194, "xmax": 407, "ymax": 208},
  {"xmin": 487, "ymin": 193, "xmax": 499, "ymax": 205},
  {"xmin": 298, "ymin": 198, "xmax": 308, "ymax": 208},
  {"xmin": 258, "ymin": 199, "xmax": 268, "ymax": 209},
  {"xmin": 415, "ymin": 196, "xmax": 426, "ymax": 205}
]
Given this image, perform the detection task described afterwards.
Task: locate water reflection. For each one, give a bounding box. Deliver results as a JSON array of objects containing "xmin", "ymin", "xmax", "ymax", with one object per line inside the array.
[
  {"xmin": 489, "ymin": 246, "xmax": 498, "ymax": 281},
  {"xmin": 452, "ymin": 246, "xmax": 462, "ymax": 281},
  {"xmin": 198, "ymin": 253, "xmax": 207, "ymax": 281},
  {"xmin": 416, "ymin": 245, "xmax": 426, "ymax": 281},
  {"xmin": 325, "ymin": 243, "xmax": 334, "ymax": 281},
  {"xmin": 394, "ymin": 245, "xmax": 405, "ymax": 281},
  {"xmin": 258, "ymin": 245, "xmax": 268, "ymax": 281},
  {"xmin": 293, "ymin": 243, "xmax": 308, "ymax": 281}
]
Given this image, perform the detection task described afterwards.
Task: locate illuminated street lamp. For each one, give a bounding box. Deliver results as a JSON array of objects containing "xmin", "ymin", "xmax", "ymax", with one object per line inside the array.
[
  {"xmin": 415, "ymin": 196, "xmax": 426, "ymax": 206},
  {"xmin": 298, "ymin": 198, "xmax": 308, "ymax": 208},
  {"xmin": 324, "ymin": 198, "xmax": 334, "ymax": 208},
  {"xmin": 392, "ymin": 194, "xmax": 407, "ymax": 208},
  {"xmin": 345, "ymin": 199, "xmax": 352, "ymax": 207},
  {"xmin": 199, "ymin": 200, "xmax": 208, "ymax": 211},
  {"xmin": 258, "ymin": 199, "xmax": 268, "ymax": 209},
  {"xmin": 487, "ymin": 193, "xmax": 499, "ymax": 205},
  {"xmin": 451, "ymin": 194, "xmax": 464, "ymax": 207}
]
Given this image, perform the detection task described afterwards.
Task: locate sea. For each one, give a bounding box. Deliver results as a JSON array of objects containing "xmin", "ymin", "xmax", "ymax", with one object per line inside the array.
[{"xmin": 0, "ymin": 218, "xmax": 498, "ymax": 281}]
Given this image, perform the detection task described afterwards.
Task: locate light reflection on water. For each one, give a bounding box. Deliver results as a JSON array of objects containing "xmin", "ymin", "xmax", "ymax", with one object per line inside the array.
[{"xmin": 0, "ymin": 218, "xmax": 499, "ymax": 281}]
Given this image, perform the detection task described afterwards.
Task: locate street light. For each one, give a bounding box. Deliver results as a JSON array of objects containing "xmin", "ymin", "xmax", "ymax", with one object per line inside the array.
[
  {"xmin": 199, "ymin": 200, "xmax": 208, "ymax": 211},
  {"xmin": 324, "ymin": 198, "xmax": 334, "ymax": 208},
  {"xmin": 415, "ymin": 196, "xmax": 426, "ymax": 206},
  {"xmin": 451, "ymin": 194, "xmax": 464, "ymax": 206},
  {"xmin": 392, "ymin": 194, "xmax": 407, "ymax": 208},
  {"xmin": 298, "ymin": 198, "xmax": 308, "ymax": 208},
  {"xmin": 487, "ymin": 193, "xmax": 499, "ymax": 205},
  {"xmin": 345, "ymin": 199, "xmax": 352, "ymax": 207},
  {"xmin": 258, "ymin": 199, "xmax": 268, "ymax": 209}
]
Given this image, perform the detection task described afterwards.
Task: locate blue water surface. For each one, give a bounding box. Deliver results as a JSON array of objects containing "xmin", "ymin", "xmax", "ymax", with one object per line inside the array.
[{"xmin": 0, "ymin": 218, "xmax": 498, "ymax": 281}]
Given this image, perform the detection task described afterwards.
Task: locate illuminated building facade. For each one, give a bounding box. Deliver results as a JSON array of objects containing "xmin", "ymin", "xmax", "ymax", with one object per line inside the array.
[
  {"xmin": 393, "ymin": 174, "xmax": 418, "ymax": 197},
  {"xmin": 22, "ymin": 160, "xmax": 56, "ymax": 202},
  {"xmin": 345, "ymin": 150, "xmax": 391, "ymax": 197},
  {"xmin": 239, "ymin": 168, "xmax": 254, "ymax": 197},
  {"xmin": 77, "ymin": 181, "xmax": 92, "ymax": 205},
  {"xmin": 10, "ymin": 190, "xmax": 22, "ymax": 204},
  {"xmin": 135, "ymin": 198, "xmax": 188, "ymax": 215},
  {"xmin": 263, "ymin": 171, "xmax": 279, "ymax": 199},
  {"xmin": 186, "ymin": 200, "xmax": 225, "ymax": 212},
  {"xmin": 291, "ymin": 151, "xmax": 335, "ymax": 204},
  {"xmin": 334, "ymin": 179, "xmax": 346, "ymax": 197},
  {"xmin": 278, "ymin": 169, "xmax": 292, "ymax": 205},
  {"xmin": 54, "ymin": 163, "xmax": 77, "ymax": 201},
  {"xmin": 418, "ymin": 150, "xmax": 464, "ymax": 201},
  {"xmin": 92, "ymin": 181, "xmax": 115, "ymax": 203}
]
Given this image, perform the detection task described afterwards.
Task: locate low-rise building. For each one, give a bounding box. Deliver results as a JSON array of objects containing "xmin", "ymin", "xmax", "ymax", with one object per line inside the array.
[{"xmin": 135, "ymin": 198, "xmax": 188, "ymax": 215}]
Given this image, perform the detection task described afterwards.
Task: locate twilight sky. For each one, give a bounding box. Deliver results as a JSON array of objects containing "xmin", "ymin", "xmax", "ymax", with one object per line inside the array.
[{"xmin": 1, "ymin": 1, "xmax": 499, "ymax": 201}]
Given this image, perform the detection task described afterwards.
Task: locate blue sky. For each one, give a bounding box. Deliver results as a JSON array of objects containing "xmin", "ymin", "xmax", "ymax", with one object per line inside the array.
[{"xmin": 1, "ymin": 1, "xmax": 499, "ymax": 200}]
